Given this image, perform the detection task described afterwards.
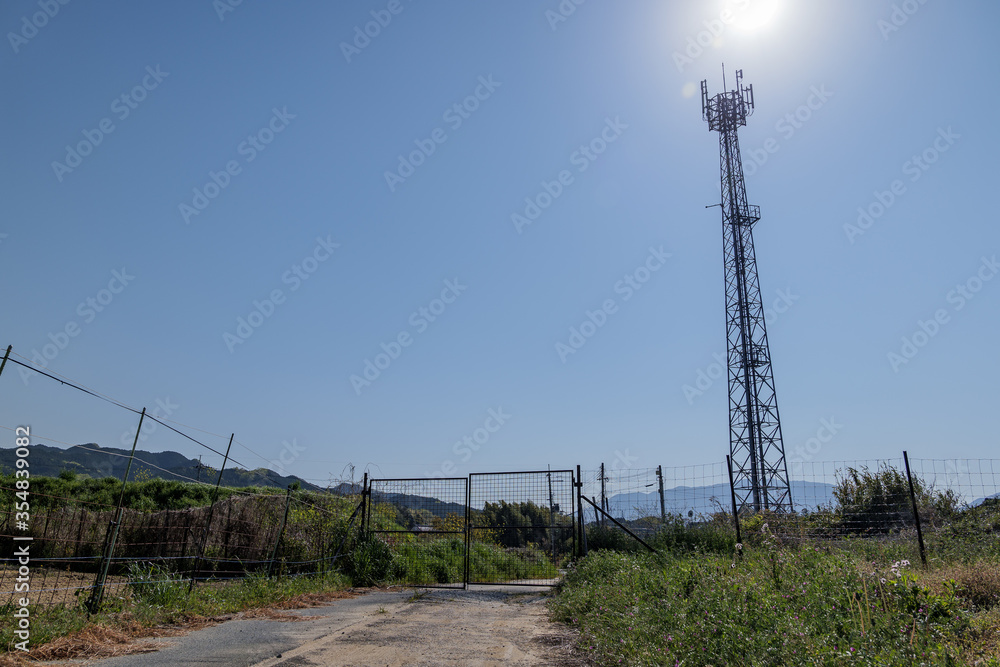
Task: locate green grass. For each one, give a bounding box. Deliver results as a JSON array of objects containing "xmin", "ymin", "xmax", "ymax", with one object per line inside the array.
[
  {"xmin": 552, "ymin": 536, "xmax": 1000, "ymax": 666},
  {"xmin": 346, "ymin": 534, "xmax": 559, "ymax": 586}
]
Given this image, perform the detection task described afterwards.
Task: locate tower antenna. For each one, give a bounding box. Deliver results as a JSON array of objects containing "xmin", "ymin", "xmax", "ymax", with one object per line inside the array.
[{"xmin": 700, "ymin": 68, "xmax": 792, "ymax": 513}]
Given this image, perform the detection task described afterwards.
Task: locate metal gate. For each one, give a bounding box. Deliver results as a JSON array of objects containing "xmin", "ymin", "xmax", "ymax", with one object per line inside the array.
[
  {"xmin": 467, "ymin": 470, "xmax": 575, "ymax": 586},
  {"xmin": 365, "ymin": 470, "xmax": 577, "ymax": 587},
  {"xmin": 366, "ymin": 477, "xmax": 468, "ymax": 588}
]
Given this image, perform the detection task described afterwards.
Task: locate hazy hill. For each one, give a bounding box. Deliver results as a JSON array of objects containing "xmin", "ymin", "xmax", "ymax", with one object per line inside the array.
[{"xmin": 0, "ymin": 443, "xmax": 320, "ymax": 491}]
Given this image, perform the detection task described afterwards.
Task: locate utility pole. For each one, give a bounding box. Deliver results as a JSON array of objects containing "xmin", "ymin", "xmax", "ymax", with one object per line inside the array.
[
  {"xmin": 701, "ymin": 67, "xmax": 792, "ymax": 512},
  {"xmin": 195, "ymin": 455, "xmax": 208, "ymax": 483}
]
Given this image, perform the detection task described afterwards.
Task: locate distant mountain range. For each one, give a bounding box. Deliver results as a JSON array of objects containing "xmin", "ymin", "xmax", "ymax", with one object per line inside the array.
[
  {"xmin": 0, "ymin": 443, "xmax": 321, "ymax": 491},
  {"xmin": 13, "ymin": 446, "xmax": 991, "ymax": 517}
]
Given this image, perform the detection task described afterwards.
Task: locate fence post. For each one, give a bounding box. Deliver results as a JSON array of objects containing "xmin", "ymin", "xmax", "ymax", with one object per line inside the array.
[
  {"xmin": 87, "ymin": 407, "xmax": 145, "ymax": 614},
  {"xmin": 599, "ymin": 463, "xmax": 606, "ymax": 527},
  {"xmin": 726, "ymin": 455, "xmax": 742, "ymax": 550},
  {"xmin": 267, "ymin": 486, "xmax": 293, "ymax": 578},
  {"xmin": 903, "ymin": 450, "xmax": 927, "ymax": 567},
  {"xmin": 657, "ymin": 465, "xmax": 666, "ymax": 524},
  {"xmin": 189, "ymin": 433, "xmax": 234, "ymax": 592},
  {"xmin": 329, "ymin": 496, "xmax": 365, "ymax": 572},
  {"xmin": 0, "ymin": 345, "xmax": 11, "ymax": 380},
  {"xmin": 463, "ymin": 475, "xmax": 470, "ymax": 590},
  {"xmin": 576, "ymin": 465, "xmax": 586, "ymax": 557},
  {"xmin": 547, "ymin": 466, "xmax": 556, "ymax": 561},
  {"xmin": 364, "ymin": 472, "xmax": 371, "ymax": 537}
]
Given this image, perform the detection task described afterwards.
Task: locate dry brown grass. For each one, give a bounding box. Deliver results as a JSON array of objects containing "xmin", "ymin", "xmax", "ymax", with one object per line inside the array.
[
  {"xmin": 0, "ymin": 622, "xmax": 180, "ymax": 666},
  {"xmin": 926, "ymin": 561, "xmax": 1000, "ymax": 611}
]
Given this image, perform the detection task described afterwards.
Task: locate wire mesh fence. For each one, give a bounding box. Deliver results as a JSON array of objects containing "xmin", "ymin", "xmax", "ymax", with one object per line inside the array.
[
  {"xmin": 581, "ymin": 462, "xmax": 730, "ymax": 525},
  {"xmin": 366, "ymin": 477, "xmax": 469, "ymax": 588},
  {"xmin": 467, "ymin": 470, "xmax": 575, "ymax": 585},
  {"xmin": 0, "ymin": 497, "xmax": 116, "ymax": 607},
  {"xmin": 0, "ymin": 485, "xmax": 364, "ymax": 607},
  {"xmin": 578, "ymin": 456, "xmax": 1000, "ymax": 561}
]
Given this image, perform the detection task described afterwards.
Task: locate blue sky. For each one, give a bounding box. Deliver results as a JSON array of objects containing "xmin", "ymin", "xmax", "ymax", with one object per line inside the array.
[{"xmin": 1, "ymin": 0, "xmax": 997, "ymax": 487}]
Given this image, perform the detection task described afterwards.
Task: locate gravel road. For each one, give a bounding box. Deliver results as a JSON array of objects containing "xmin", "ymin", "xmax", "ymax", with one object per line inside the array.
[{"xmin": 57, "ymin": 587, "xmax": 587, "ymax": 667}]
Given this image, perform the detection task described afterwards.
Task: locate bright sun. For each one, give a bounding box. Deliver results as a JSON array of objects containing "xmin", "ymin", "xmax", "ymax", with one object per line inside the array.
[{"xmin": 725, "ymin": 0, "xmax": 781, "ymax": 33}]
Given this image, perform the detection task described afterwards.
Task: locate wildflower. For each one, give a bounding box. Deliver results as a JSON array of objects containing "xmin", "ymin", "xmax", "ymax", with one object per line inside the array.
[{"xmin": 735, "ymin": 543, "xmax": 743, "ymax": 550}]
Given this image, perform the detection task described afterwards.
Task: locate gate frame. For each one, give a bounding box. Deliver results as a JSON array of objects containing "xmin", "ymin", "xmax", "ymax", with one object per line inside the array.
[
  {"xmin": 365, "ymin": 470, "xmax": 577, "ymax": 588},
  {"xmin": 466, "ymin": 469, "xmax": 576, "ymax": 587},
  {"xmin": 365, "ymin": 477, "xmax": 469, "ymax": 589}
]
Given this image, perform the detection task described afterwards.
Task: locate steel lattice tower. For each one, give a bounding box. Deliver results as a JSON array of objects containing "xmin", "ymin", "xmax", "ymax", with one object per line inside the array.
[{"xmin": 701, "ymin": 69, "xmax": 792, "ymax": 512}]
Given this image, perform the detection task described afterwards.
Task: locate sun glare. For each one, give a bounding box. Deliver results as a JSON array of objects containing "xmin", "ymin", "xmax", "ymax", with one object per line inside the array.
[{"xmin": 725, "ymin": 0, "xmax": 781, "ymax": 33}]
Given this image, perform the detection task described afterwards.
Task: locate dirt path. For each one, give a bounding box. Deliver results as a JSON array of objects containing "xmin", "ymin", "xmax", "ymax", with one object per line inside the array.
[
  {"xmin": 59, "ymin": 587, "xmax": 587, "ymax": 667},
  {"xmin": 252, "ymin": 588, "xmax": 585, "ymax": 667}
]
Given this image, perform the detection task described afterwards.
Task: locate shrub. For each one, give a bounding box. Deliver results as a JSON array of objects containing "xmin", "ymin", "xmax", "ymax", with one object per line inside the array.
[
  {"xmin": 126, "ymin": 561, "xmax": 188, "ymax": 607},
  {"xmin": 345, "ymin": 534, "xmax": 396, "ymax": 586},
  {"xmin": 833, "ymin": 464, "xmax": 960, "ymax": 534}
]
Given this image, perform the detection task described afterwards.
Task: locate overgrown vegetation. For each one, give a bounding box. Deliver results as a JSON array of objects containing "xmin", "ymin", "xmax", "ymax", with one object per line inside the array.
[
  {"xmin": 0, "ymin": 473, "xmax": 283, "ymax": 511},
  {"xmin": 555, "ymin": 466, "xmax": 1000, "ymax": 666},
  {"xmin": 553, "ymin": 544, "xmax": 1000, "ymax": 666},
  {"xmin": 344, "ymin": 533, "xmax": 558, "ymax": 586}
]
